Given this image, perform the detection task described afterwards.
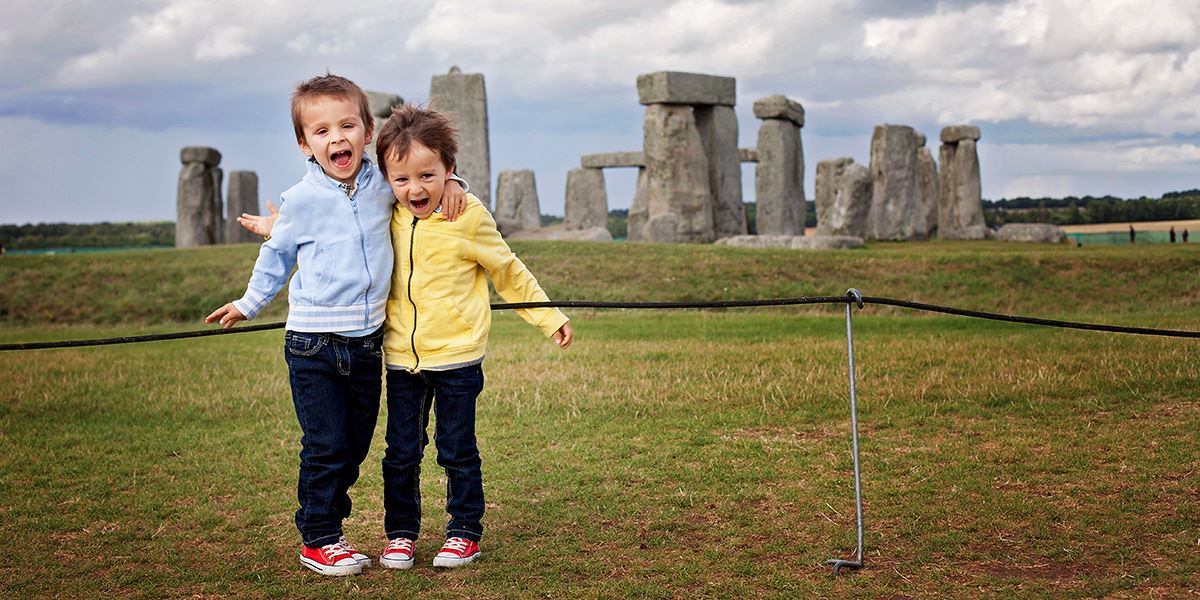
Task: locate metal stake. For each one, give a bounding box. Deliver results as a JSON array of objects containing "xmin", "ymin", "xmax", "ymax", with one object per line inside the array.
[{"xmin": 826, "ymin": 288, "xmax": 865, "ymax": 575}]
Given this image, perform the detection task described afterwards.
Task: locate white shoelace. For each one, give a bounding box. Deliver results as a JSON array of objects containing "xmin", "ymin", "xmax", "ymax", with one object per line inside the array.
[
  {"xmin": 442, "ymin": 537, "xmax": 469, "ymax": 552},
  {"xmin": 320, "ymin": 541, "xmax": 351, "ymax": 559},
  {"xmin": 385, "ymin": 538, "xmax": 414, "ymax": 554}
]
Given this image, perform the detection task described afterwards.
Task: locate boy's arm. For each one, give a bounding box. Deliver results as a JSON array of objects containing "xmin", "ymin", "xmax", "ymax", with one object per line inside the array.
[
  {"xmin": 470, "ymin": 207, "xmax": 570, "ymax": 339},
  {"xmin": 441, "ymin": 175, "xmax": 469, "ymax": 222},
  {"xmin": 213, "ymin": 202, "xmax": 301, "ymax": 324}
]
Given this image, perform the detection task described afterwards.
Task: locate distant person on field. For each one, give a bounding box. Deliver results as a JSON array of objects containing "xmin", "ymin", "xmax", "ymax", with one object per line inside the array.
[
  {"xmin": 1184, "ymin": 229, "xmax": 1190, "ymax": 243},
  {"xmin": 205, "ymin": 73, "xmax": 469, "ymax": 578},
  {"xmin": 1129, "ymin": 224, "xmax": 1136, "ymax": 243},
  {"xmin": 1170, "ymin": 226, "xmax": 1176, "ymax": 243}
]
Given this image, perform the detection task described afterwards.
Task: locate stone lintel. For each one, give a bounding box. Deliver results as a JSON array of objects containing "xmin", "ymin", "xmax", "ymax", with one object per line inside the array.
[
  {"xmin": 636, "ymin": 71, "xmax": 736, "ymax": 106},
  {"xmin": 739, "ymin": 148, "xmax": 758, "ymax": 163},
  {"xmin": 181, "ymin": 146, "xmax": 221, "ymax": 166},
  {"xmin": 581, "ymin": 151, "xmax": 645, "ymax": 169},
  {"xmin": 940, "ymin": 125, "xmax": 981, "ymax": 143},
  {"xmin": 752, "ymin": 95, "xmax": 805, "ymax": 127}
]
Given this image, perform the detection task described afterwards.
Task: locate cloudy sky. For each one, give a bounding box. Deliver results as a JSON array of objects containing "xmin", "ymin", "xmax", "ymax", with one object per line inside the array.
[{"xmin": 2, "ymin": 0, "xmax": 1198, "ymax": 224}]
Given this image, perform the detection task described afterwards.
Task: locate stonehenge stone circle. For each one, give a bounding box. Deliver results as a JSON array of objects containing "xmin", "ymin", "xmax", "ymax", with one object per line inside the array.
[
  {"xmin": 997, "ymin": 223, "xmax": 1065, "ymax": 243},
  {"xmin": 938, "ymin": 125, "xmax": 985, "ymax": 238},
  {"xmin": 867, "ymin": 124, "xmax": 922, "ymax": 241},
  {"xmin": 754, "ymin": 95, "xmax": 806, "ymax": 236},
  {"xmin": 641, "ymin": 103, "xmax": 714, "ymax": 243},
  {"xmin": 815, "ymin": 158, "xmax": 873, "ymax": 239},
  {"xmin": 915, "ymin": 134, "xmax": 940, "ymax": 238},
  {"xmin": 176, "ymin": 146, "xmax": 223, "ymax": 247},
  {"xmin": 224, "ymin": 171, "xmax": 260, "ymax": 245},
  {"xmin": 564, "ymin": 168, "xmax": 608, "ymax": 231},
  {"xmin": 494, "ymin": 169, "xmax": 541, "ymax": 234},
  {"xmin": 431, "ymin": 67, "xmax": 491, "ymax": 210}
]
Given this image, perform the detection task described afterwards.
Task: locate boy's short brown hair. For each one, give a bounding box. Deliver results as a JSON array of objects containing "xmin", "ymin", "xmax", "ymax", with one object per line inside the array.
[
  {"xmin": 375, "ymin": 104, "xmax": 459, "ymax": 177},
  {"xmin": 290, "ymin": 73, "xmax": 373, "ymax": 144}
]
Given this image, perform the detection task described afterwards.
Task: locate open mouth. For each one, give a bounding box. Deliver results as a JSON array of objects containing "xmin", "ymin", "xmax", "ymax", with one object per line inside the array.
[
  {"xmin": 330, "ymin": 150, "xmax": 353, "ymax": 169},
  {"xmin": 409, "ymin": 198, "xmax": 431, "ymax": 212}
]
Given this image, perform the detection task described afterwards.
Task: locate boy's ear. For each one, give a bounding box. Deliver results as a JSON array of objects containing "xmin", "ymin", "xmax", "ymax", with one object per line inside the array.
[
  {"xmin": 364, "ymin": 125, "xmax": 374, "ymax": 146},
  {"xmin": 446, "ymin": 161, "xmax": 457, "ymax": 179},
  {"xmin": 298, "ymin": 138, "xmax": 314, "ymax": 158}
]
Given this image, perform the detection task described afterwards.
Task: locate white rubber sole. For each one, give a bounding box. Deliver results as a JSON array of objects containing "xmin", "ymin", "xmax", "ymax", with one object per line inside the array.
[
  {"xmin": 380, "ymin": 554, "xmax": 415, "ymax": 570},
  {"xmin": 432, "ymin": 550, "xmax": 481, "ymax": 568},
  {"xmin": 299, "ymin": 555, "xmax": 363, "ymax": 577},
  {"xmin": 352, "ymin": 555, "xmax": 373, "ymax": 568}
]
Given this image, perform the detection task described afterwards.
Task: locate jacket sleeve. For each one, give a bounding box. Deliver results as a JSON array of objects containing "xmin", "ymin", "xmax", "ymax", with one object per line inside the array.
[
  {"xmin": 231, "ymin": 198, "xmax": 300, "ymax": 320},
  {"xmin": 470, "ymin": 207, "xmax": 568, "ymax": 337}
]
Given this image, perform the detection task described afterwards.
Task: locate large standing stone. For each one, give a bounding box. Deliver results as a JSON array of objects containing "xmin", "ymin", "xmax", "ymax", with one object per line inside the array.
[
  {"xmin": 176, "ymin": 146, "xmax": 223, "ymax": 247},
  {"xmin": 642, "ymin": 104, "xmax": 713, "ymax": 243},
  {"xmin": 755, "ymin": 119, "xmax": 805, "ymax": 235},
  {"xmin": 915, "ymin": 135, "xmax": 940, "ymax": 238},
  {"xmin": 494, "ymin": 169, "xmax": 541, "ymax": 235},
  {"xmin": 564, "ymin": 168, "xmax": 607, "ymax": 231},
  {"xmin": 636, "ymin": 71, "xmax": 736, "ymax": 106},
  {"xmin": 695, "ymin": 105, "xmax": 746, "ymax": 238},
  {"xmin": 867, "ymin": 125, "xmax": 921, "ymax": 240},
  {"xmin": 938, "ymin": 125, "xmax": 985, "ymax": 238},
  {"xmin": 224, "ymin": 171, "xmax": 260, "ymax": 244},
  {"xmin": 430, "ymin": 67, "xmax": 491, "ymax": 210},
  {"xmin": 627, "ymin": 168, "xmax": 649, "ymax": 242},
  {"xmin": 815, "ymin": 158, "xmax": 872, "ymax": 239}
]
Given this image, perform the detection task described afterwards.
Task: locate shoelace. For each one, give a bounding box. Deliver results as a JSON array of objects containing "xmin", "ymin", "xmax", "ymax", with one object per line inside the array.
[
  {"xmin": 320, "ymin": 542, "xmax": 351, "ymax": 559},
  {"xmin": 338, "ymin": 537, "xmax": 363, "ymax": 555},
  {"xmin": 385, "ymin": 538, "xmax": 414, "ymax": 555},
  {"xmin": 442, "ymin": 537, "xmax": 469, "ymax": 552}
]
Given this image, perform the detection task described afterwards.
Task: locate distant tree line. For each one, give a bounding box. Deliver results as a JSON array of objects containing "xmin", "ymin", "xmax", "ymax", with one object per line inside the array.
[
  {"xmin": 985, "ymin": 189, "xmax": 1200, "ymax": 226},
  {"xmin": 0, "ymin": 222, "xmax": 174, "ymax": 250}
]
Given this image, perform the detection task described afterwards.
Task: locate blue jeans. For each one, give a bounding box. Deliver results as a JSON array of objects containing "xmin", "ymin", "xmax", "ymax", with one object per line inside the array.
[
  {"xmin": 283, "ymin": 327, "xmax": 383, "ymax": 548},
  {"xmin": 383, "ymin": 364, "xmax": 486, "ymax": 542}
]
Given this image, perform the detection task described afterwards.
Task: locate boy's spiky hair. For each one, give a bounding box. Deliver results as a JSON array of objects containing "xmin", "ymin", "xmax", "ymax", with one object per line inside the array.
[
  {"xmin": 375, "ymin": 104, "xmax": 459, "ymax": 177},
  {"xmin": 290, "ymin": 73, "xmax": 373, "ymax": 144}
]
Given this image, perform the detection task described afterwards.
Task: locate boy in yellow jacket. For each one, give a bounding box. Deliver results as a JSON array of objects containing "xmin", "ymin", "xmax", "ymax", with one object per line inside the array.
[{"xmin": 373, "ymin": 104, "xmax": 572, "ymax": 569}]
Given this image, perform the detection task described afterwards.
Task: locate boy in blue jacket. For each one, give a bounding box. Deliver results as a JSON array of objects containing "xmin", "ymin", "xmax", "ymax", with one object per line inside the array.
[{"xmin": 206, "ymin": 74, "xmax": 467, "ymax": 577}]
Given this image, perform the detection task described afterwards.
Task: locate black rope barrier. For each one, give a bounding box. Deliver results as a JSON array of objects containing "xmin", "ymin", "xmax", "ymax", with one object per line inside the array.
[{"xmin": 2, "ymin": 294, "xmax": 1198, "ymax": 352}]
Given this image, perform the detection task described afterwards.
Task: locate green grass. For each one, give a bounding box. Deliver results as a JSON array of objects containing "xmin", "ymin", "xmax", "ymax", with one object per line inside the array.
[{"xmin": 1, "ymin": 241, "xmax": 1199, "ymax": 597}]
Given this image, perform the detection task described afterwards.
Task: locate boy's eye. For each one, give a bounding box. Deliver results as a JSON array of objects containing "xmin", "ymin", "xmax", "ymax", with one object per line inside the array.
[{"xmin": 314, "ymin": 128, "xmax": 327, "ymax": 135}]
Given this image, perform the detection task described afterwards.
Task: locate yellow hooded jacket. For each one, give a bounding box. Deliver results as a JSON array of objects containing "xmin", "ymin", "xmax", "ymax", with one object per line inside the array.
[{"xmin": 383, "ymin": 194, "xmax": 569, "ymax": 372}]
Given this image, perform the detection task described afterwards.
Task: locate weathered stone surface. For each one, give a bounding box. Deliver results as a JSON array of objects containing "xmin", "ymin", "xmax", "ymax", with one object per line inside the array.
[
  {"xmin": 755, "ymin": 120, "xmax": 805, "ymax": 235},
  {"xmin": 940, "ymin": 224, "xmax": 994, "ymax": 240},
  {"xmin": 815, "ymin": 158, "xmax": 872, "ymax": 238},
  {"xmin": 867, "ymin": 124, "xmax": 921, "ymax": 241},
  {"xmin": 225, "ymin": 171, "xmax": 260, "ymax": 244},
  {"xmin": 494, "ymin": 169, "xmax": 541, "ymax": 235},
  {"xmin": 430, "ymin": 67, "xmax": 491, "ymax": 209},
  {"xmin": 740, "ymin": 148, "xmax": 758, "ymax": 162},
  {"xmin": 916, "ymin": 145, "xmax": 939, "ymax": 238},
  {"xmin": 696, "ymin": 105, "xmax": 746, "ymax": 238},
  {"xmin": 752, "ymin": 95, "xmax": 805, "ymax": 127},
  {"xmin": 181, "ymin": 146, "xmax": 221, "ymax": 167},
  {"xmin": 507, "ymin": 224, "xmax": 612, "ymax": 242},
  {"xmin": 642, "ymin": 104, "xmax": 714, "ymax": 243},
  {"xmin": 365, "ymin": 90, "xmax": 403, "ymax": 161},
  {"xmin": 581, "ymin": 151, "xmax": 644, "ymax": 169},
  {"xmin": 564, "ymin": 168, "xmax": 608, "ymax": 231},
  {"xmin": 997, "ymin": 223, "xmax": 1065, "ymax": 243},
  {"xmin": 940, "ymin": 125, "xmax": 981, "ymax": 143},
  {"xmin": 627, "ymin": 168, "xmax": 649, "ymax": 242},
  {"xmin": 636, "ymin": 71, "xmax": 736, "ymax": 106},
  {"xmin": 176, "ymin": 146, "xmax": 223, "ymax": 247},
  {"xmin": 938, "ymin": 132, "xmax": 985, "ymax": 238},
  {"xmin": 715, "ymin": 234, "xmax": 864, "ymax": 250}
]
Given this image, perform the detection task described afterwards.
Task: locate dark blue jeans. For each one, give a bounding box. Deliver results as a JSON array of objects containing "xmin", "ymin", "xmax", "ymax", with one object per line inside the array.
[
  {"xmin": 383, "ymin": 364, "xmax": 485, "ymax": 542},
  {"xmin": 283, "ymin": 327, "xmax": 383, "ymax": 548}
]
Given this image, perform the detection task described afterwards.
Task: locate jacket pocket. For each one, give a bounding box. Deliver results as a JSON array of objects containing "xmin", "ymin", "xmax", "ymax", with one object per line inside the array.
[
  {"xmin": 286, "ymin": 332, "xmax": 325, "ymax": 357},
  {"xmin": 313, "ymin": 237, "xmax": 356, "ymax": 293}
]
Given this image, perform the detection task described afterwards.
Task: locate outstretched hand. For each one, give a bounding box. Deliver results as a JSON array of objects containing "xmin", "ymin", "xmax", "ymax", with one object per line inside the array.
[
  {"xmin": 205, "ymin": 302, "xmax": 247, "ymax": 329},
  {"xmin": 237, "ymin": 200, "xmax": 279, "ymax": 238},
  {"xmin": 552, "ymin": 322, "xmax": 574, "ymax": 349}
]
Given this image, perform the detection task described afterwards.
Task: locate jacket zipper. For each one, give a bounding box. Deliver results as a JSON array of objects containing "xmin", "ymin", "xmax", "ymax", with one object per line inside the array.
[
  {"xmin": 407, "ymin": 216, "xmax": 420, "ymax": 369},
  {"xmin": 349, "ymin": 193, "xmax": 372, "ymax": 329}
]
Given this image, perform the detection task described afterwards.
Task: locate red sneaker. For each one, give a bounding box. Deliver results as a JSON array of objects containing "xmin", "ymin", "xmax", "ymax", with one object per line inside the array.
[
  {"xmin": 339, "ymin": 536, "xmax": 372, "ymax": 568},
  {"xmin": 380, "ymin": 537, "xmax": 416, "ymax": 570},
  {"xmin": 299, "ymin": 541, "xmax": 363, "ymax": 576},
  {"xmin": 432, "ymin": 537, "xmax": 481, "ymax": 568}
]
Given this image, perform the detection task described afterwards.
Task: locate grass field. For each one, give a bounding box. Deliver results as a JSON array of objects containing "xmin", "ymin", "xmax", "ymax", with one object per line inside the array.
[{"xmin": 1, "ymin": 240, "xmax": 1198, "ymax": 598}]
